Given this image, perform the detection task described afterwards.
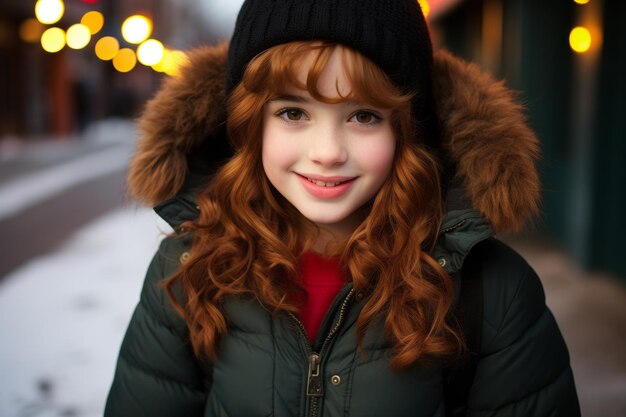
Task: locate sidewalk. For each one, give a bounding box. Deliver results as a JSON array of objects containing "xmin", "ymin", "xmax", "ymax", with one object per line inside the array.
[
  {"xmin": 0, "ymin": 119, "xmax": 135, "ymax": 183},
  {"xmin": 0, "ymin": 119, "xmax": 136, "ymax": 277},
  {"xmin": 507, "ymin": 236, "xmax": 626, "ymax": 417},
  {"xmin": 0, "ymin": 119, "xmax": 136, "ymax": 222}
]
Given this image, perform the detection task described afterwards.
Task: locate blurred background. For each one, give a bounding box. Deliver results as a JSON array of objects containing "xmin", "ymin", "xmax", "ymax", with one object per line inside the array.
[{"xmin": 0, "ymin": 0, "xmax": 624, "ymax": 416}]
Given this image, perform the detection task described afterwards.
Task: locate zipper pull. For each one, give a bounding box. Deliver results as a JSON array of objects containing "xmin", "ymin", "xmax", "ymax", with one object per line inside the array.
[{"xmin": 306, "ymin": 353, "xmax": 323, "ymax": 397}]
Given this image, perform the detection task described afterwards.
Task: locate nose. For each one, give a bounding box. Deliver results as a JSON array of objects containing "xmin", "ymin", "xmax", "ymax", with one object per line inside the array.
[{"xmin": 307, "ymin": 124, "xmax": 348, "ymax": 166}]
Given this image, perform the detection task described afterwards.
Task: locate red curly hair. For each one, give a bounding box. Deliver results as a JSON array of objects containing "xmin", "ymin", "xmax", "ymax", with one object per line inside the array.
[{"xmin": 164, "ymin": 41, "xmax": 464, "ymax": 369}]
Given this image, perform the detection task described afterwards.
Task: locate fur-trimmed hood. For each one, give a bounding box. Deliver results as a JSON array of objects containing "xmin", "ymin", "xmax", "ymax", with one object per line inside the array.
[{"xmin": 128, "ymin": 43, "xmax": 540, "ymax": 233}]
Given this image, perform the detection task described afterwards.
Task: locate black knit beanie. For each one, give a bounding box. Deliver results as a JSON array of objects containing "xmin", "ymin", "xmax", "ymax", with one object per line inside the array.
[{"xmin": 225, "ymin": 0, "xmax": 436, "ymax": 135}]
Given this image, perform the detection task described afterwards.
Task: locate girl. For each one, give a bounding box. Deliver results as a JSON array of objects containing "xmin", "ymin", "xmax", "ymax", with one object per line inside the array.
[{"xmin": 105, "ymin": 1, "xmax": 580, "ymax": 416}]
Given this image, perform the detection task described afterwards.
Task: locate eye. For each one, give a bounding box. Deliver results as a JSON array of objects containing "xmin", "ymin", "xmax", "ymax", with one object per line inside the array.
[
  {"xmin": 276, "ymin": 108, "xmax": 307, "ymax": 121},
  {"xmin": 350, "ymin": 111, "xmax": 381, "ymax": 125}
]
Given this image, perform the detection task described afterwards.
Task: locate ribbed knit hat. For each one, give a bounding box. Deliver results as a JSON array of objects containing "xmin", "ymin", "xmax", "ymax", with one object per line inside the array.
[{"xmin": 226, "ymin": 0, "xmax": 435, "ymax": 130}]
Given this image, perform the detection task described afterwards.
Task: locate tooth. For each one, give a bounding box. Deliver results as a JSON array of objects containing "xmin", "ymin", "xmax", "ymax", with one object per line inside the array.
[{"xmin": 305, "ymin": 177, "xmax": 344, "ymax": 186}]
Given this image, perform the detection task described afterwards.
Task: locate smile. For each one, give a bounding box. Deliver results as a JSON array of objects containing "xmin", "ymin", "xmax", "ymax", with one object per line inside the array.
[
  {"xmin": 306, "ymin": 178, "xmax": 347, "ymax": 187},
  {"xmin": 296, "ymin": 173, "xmax": 357, "ymax": 199}
]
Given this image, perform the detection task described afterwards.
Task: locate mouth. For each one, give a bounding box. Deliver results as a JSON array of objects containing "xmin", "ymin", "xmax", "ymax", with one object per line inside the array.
[
  {"xmin": 305, "ymin": 177, "xmax": 348, "ymax": 187},
  {"xmin": 297, "ymin": 173, "xmax": 356, "ymax": 187},
  {"xmin": 295, "ymin": 173, "xmax": 357, "ymax": 199}
]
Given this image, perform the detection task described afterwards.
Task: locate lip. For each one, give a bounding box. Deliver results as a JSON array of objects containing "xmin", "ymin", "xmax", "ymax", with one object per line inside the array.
[{"xmin": 295, "ymin": 173, "xmax": 356, "ymax": 199}]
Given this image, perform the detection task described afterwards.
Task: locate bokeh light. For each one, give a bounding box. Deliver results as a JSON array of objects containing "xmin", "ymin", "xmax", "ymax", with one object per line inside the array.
[
  {"xmin": 151, "ymin": 51, "xmax": 167, "ymax": 72},
  {"xmin": 121, "ymin": 15, "xmax": 152, "ymax": 44},
  {"xmin": 163, "ymin": 50, "xmax": 187, "ymax": 76},
  {"xmin": 570, "ymin": 26, "xmax": 592, "ymax": 53},
  {"xmin": 573, "ymin": 0, "xmax": 590, "ymax": 4},
  {"xmin": 112, "ymin": 48, "xmax": 137, "ymax": 72},
  {"xmin": 41, "ymin": 27, "xmax": 65, "ymax": 53},
  {"xmin": 35, "ymin": 0, "xmax": 65, "ymax": 25},
  {"xmin": 419, "ymin": 0, "xmax": 430, "ymax": 18},
  {"xmin": 152, "ymin": 49, "xmax": 187, "ymax": 76},
  {"xmin": 95, "ymin": 36, "xmax": 119, "ymax": 60},
  {"xmin": 81, "ymin": 11, "xmax": 104, "ymax": 35},
  {"xmin": 66, "ymin": 24, "xmax": 91, "ymax": 49},
  {"xmin": 19, "ymin": 18, "xmax": 45, "ymax": 43},
  {"xmin": 137, "ymin": 39, "xmax": 164, "ymax": 66}
]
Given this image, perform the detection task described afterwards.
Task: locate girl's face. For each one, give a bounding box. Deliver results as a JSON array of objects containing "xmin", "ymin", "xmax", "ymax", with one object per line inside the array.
[{"xmin": 261, "ymin": 48, "xmax": 396, "ymax": 240}]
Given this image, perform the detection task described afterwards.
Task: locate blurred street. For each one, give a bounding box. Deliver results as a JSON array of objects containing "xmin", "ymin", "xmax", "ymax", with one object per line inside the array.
[
  {"xmin": 1, "ymin": 0, "xmax": 625, "ymax": 416},
  {"xmin": 506, "ymin": 236, "xmax": 626, "ymax": 417},
  {"xmin": 0, "ymin": 123, "xmax": 625, "ymax": 416},
  {"xmin": 0, "ymin": 120, "xmax": 134, "ymax": 277}
]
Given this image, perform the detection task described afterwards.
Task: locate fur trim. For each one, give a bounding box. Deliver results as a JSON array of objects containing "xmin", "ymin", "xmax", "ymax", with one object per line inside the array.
[
  {"xmin": 128, "ymin": 43, "xmax": 229, "ymax": 205},
  {"xmin": 128, "ymin": 44, "xmax": 541, "ymax": 233},
  {"xmin": 433, "ymin": 50, "xmax": 541, "ymax": 232}
]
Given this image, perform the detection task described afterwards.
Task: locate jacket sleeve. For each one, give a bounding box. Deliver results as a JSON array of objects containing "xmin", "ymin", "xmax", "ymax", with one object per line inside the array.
[
  {"xmin": 104, "ymin": 237, "xmax": 209, "ymax": 417},
  {"xmin": 466, "ymin": 240, "xmax": 580, "ymax": 417}
]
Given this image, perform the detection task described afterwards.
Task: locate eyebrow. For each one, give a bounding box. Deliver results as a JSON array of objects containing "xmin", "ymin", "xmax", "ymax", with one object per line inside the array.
[
  {"xmin": 270, "ymin": 93, "xmax": 310, "ymax": 103},
  {"xmin": 269, "ymin": 93, "xmax": 364, "ymax": 106}
]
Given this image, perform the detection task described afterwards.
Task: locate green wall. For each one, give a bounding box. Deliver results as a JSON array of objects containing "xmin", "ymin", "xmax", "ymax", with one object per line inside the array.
[{"xmin": 437, "ymin": 0, "xmax": 626, "ymax": 280}]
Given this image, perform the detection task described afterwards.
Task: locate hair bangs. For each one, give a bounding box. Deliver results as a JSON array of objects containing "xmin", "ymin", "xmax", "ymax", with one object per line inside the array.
[{"xmin": 241, "ymin": 41, "xmax": 413, "ymax": 110}]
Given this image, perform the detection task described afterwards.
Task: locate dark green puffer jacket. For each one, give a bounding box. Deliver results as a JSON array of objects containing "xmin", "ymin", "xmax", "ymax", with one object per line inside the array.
[{"xmin": 104, "ymin": 44, "xmax": 580, "ymax": 416}]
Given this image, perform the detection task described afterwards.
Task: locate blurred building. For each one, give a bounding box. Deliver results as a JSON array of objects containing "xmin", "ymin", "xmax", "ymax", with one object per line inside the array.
[
  {"xmin": 433, "ymin": 0, "xmax": 626, "ymax": 280},
  {"xmin": 0, "ymin": 0, "xmax": 218, "ymax": 138}
]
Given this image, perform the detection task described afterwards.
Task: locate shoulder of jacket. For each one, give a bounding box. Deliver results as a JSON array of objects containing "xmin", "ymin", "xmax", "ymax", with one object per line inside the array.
[
  {"xmin": 467, "ymin": 239, "xmax": 547, "ymax": 353},
  {"xmin": 138, "ymin": 235, "xmax": 192, "ymax": 336},
  {"xmin": 154, "ymin": 234, "xmax": 193, "ymax": 276}
]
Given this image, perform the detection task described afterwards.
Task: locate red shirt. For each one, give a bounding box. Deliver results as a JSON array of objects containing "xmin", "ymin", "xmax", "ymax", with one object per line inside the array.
[{"xmin": 296, "ymin": 252, "xmax": 345, "ymax": 343}]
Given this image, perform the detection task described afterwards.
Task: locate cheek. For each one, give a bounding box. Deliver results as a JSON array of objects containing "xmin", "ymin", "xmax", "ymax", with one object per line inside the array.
[
  {"xmin": 262, "ymin": 125, "xmax": 295, "ymax": 176},
  {"xmin": 357, "ymin": 135, "xmax": 396, "ymax": 177}
]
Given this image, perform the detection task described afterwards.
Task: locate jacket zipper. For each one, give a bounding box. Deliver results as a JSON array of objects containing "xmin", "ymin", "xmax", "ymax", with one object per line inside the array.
[
  {"xmin": 287, "ymin": 288, "xmax": 355, "ymax": 417},
  {"xmin": 441, "ymin": 219, "xmax": 466, "ymax": 234}
]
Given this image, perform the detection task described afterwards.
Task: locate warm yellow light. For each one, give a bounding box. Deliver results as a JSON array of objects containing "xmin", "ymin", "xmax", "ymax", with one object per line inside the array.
[
  {"xmin": 137, "ymin": 39, "xmax": 164, "ymax": 66},
  {"xmin": 35, "ymin": 0, "xmax": 65, "ymax": 25},
  {"xmin": 419, "ymin": 0, "xmax": 431, "ymax": 18},
  {"xmin": 151, "ymin": 51, "xmax": 166, "ymax": 72},
  {"xmin": 112, "ymin": 48, "xmax": 137, "ymax": 72},
  {"xmin": 121, "ymin": 15, "xmax": 152, "ymax": 44},
  {"xmin": 95, "ymin": 36, "xmax": 119, "ymax": 61},
  {"xmin": 41, "ymin": 27, "xmax": 65, "ymax": 53},
  {"xmin": 153, "ymin": 50, "xmax": 173, "ymax": 73},
  {"xmin": 66, "ymin": 24, "xmax": 91, "ymax": 49},
  {"xmin": 81, "ymin": 11, "xmax": 104, "ymax": 35},
  {"xmin": 573, "ymin": 0, "xmax": 590, "ymax": 4},
  {"xmin": 570, "ymin": 26, "xmax": 592, "ymax": 53},
  {"xmin": 163, "ymin": 50, "xmax": 187, "ymax": 76},
  {"xmin": 19, "ymin": 18, "xmax": 45, "ymax": 43}
]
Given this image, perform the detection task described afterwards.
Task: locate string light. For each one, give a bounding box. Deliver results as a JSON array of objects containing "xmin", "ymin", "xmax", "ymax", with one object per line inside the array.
[
  {"xmin": 419, "ymin": 0, "xmax": 430, "ymax": 18},
  {"xmin": 19, "ymin": 18, "xmax": 45, "ymax": 43},
  {"xmin": 121, "ymin": 15, "xmax": 152, "ymax": 44},
  {"xmin": 112, "ymin": 48, "xmax": 137, "ymax": 72},
  {"xmin": 66, "ymin": 23, "xmax": 91, "ymax": 49},
  {"xmin": 31, "ymin": 4, "xmax": 176, "ymax": 76},
  {"xmin": 41, "ymin": 27, "xmax": 65, "ymax": 53},
  {"xmin": 569, "ymin": 26, "xmax": 592, "ymax": 53},
  {"xmin": 95, "ymin": 36, "xmax": 119, "ymax": 60},
  {"xmin": 81, "ymin": 11, "xmax": 104, "ymax": 35},
  {"xmin": 137, "ymin": 39, "xmax": 165, "ymax": 66},
  {"xmin": 35, "ymin": 0, "xmax": 65, "ymax": 25},
  {"xmin": 164, "ymin": 50, "xmax": 187, "ymax": 76}
]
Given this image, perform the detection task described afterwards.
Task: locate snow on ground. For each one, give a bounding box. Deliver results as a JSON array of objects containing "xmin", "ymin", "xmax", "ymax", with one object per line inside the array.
[{"xmin": 0, "ymin": 207, "xmax": 172, "ymax": 417}]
